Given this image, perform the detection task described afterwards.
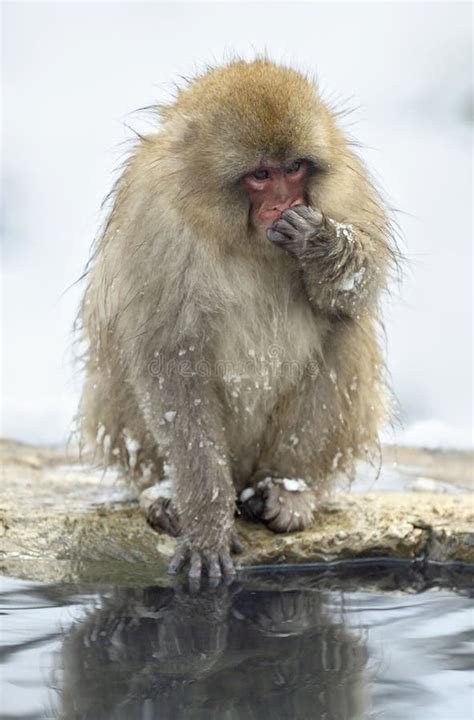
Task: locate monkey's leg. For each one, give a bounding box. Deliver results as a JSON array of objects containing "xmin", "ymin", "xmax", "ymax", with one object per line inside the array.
[
  {"xmin": 139, "ymin": 484, "xmax": 244, "ymax": 554},
  {"xmin": 134, "ymin": 350, "xmax": 242, "ymax": 585},
  {"xmin": 239, "ymin": 374, "xmax": 341, "ymax": 534}
]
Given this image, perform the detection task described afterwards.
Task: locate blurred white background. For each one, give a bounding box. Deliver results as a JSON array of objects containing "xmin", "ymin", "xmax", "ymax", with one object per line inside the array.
[{"xmin": 2, "ymin": 1, "xmax": 472, "ymax": 447}]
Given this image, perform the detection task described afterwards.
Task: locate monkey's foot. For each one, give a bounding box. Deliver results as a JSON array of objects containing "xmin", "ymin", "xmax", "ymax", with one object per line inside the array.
[
  {"xmin": 139, "ymin": 484, "xmax": 180, "ymax": 537},
  {"xmin": 239, "ymin": 477, "xmax": 316, "ymax": 533}
]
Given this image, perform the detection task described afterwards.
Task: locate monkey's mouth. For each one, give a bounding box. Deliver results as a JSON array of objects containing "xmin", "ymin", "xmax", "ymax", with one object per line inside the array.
[{"xmin": 259, "ymin": 203, "xmax": 307, "ymax": 228}]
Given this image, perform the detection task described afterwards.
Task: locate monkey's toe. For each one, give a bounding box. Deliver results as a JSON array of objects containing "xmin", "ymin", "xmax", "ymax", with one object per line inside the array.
[
  {"xmin": 241, "ymin": 477, "xmax": 316, "ymax": 533},
  {"xmin": 261, "ymin": 480, "xmax": 316, "ymax": 533},
  {"xmin": 145, "ymin": 497, "xmax": 181, "ymax": 537},
  {"xmin": 139, "ymin": 483, "xmax": 181, "ymax": 537},
  {"xmin": 239, "ymin": 478, "xmax": 316, "ymax": 533},
  {"xmin": 263, "ymin": 486, "xmax": 316, "ymax": 533},
  {"xmin": 239, "ymin": 476, "xmax": 316, "ymax": 533}
]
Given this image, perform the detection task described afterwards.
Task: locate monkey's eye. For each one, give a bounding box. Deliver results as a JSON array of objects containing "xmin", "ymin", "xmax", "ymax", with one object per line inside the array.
[
  {"xmin": 285, "ymin": 160, "xmax": 302, "ymax": 174},
  {"xmin": 252, "ymin": 168, "xmax": 270, "ymax": 181}
]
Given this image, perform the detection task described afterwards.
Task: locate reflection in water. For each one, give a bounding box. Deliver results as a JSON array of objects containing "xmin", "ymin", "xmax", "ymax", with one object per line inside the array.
[
  {"xmin": 1, "ymin": 566, "xmax": 472, "ymax": 719},
  {"xmin": 54, "ymin": 581, "xmax": 367, "ymax": 720}
]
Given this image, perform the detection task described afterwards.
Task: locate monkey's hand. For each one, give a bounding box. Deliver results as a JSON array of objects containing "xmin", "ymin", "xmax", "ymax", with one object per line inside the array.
[
  {"xmin": 268, "ymin": 205, "xmax": 359, "ymax": 275},
  {"xmin": 168, "ymin": 533, "xmax": 244, "ymax": 590},
  {"xmin": 267, "ymin": 205, "xmax": 327, "ymax": 258},
  {"xmin": 268, "ymin": 206, "xmax": 375, "ymax": 316}
]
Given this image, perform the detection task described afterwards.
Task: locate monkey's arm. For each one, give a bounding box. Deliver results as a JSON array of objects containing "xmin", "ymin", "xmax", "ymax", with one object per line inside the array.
[
  {"xmin": 268, "ymin": 206, "xmax": 387, "ymax": 318},
  {"xmin": 135, "ymin": 351, "xmax": 238, "ymax": 584}
]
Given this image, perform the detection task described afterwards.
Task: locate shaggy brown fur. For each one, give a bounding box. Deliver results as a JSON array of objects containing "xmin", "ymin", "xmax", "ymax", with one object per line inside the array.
[{"xmin": 77, "ymin": 59, "xmax": 397, "ymax": 580}]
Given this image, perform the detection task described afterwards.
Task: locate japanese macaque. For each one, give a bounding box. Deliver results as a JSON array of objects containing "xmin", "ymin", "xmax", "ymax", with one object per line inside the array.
[{"xmin": 78, "ymin": 59, "xmax": 397, "ymax": 582}]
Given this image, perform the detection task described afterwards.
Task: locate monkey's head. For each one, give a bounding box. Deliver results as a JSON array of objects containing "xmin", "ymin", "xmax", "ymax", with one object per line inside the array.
[{"xmin": 159, "ymin": 59, "xmax": 339, "ymax": 241}]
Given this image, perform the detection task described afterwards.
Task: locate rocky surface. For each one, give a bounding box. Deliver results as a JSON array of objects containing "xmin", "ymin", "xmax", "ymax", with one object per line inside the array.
[{"xmin": 0, "ymin": 439, "xmax": 472, "ymax": 584}]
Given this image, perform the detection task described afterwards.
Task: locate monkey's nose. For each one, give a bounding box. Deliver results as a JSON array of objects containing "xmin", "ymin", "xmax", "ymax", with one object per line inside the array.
[{"xmin": 273, "ymin": 197, "xmax": 305, "ymax": 215}]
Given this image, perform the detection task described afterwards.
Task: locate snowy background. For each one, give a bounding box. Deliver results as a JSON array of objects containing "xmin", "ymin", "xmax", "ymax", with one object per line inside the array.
[{"xmin": 2, "ymin": 1, "xmax": 472, "ymax": 448}]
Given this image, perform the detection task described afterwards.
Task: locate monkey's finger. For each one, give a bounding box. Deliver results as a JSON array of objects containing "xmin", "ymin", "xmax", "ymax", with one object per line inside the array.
[
  {"xmin": 207, "ymin": 552, "xmax": 222, "ymax": 580},
  {"xmin": 220, "ymin": 550, "xmax": 236, "ymax": 577},
  {"xmin": 267, "ymin": 228, "xmax": 290, "ymax": 245},
  {"xmin": 189, "ymin": 551, "xmax": 203, "ymax": 580},
  {"xmin": 286, "ymin": 205, "xmax": 323, "ymax": 226},
  {"xmin": 231, "ymin": 535, "xmax": 245, "ymax": 554},
  {"xmin": 278, "ymin": 210, "xmax": 310, "ymax": 233},
  {"xmin": 267, "ymin": 230, "xmax": 299, "ymax": 257},
  {"xmin": 272, "ymin": 218, "xmax": 299, "ymax": 238},
  {"xmin": 168, "ymin": 545, "xmax": 188, "ymax": 574}
]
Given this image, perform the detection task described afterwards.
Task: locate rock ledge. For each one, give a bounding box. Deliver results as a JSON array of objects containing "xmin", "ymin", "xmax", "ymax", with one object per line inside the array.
[{"xmin": 1, "ymin": 439, "xmax": 472, "ymax": 583}]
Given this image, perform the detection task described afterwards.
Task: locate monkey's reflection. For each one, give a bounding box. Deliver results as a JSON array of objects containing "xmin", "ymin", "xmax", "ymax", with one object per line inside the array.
[{"xmin": 55, "ymin": 578, "xmax": 367, "ymax": 720}]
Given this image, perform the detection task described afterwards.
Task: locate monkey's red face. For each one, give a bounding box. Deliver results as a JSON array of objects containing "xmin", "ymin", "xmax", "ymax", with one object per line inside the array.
[{"xmin": 242, "ymin": 160, "xmax": 308, "ymax": 230}]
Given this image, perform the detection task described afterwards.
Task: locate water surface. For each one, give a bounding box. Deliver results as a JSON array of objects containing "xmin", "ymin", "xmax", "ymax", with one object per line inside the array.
[{"xmin": 0, "ymin": 565, "xmax": 472, "ymax": 720}]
